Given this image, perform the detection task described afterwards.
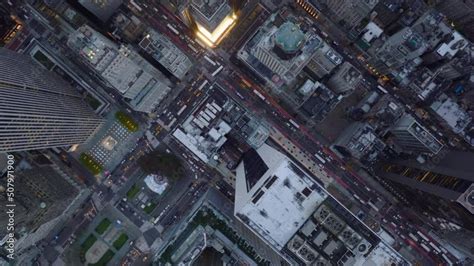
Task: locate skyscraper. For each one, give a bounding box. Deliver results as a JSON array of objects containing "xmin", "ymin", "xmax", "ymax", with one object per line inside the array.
[
  {"xmin": 67, "ymin": 25, "xmax": 171, "ymax": 113},
  {"xmin": 327, "ymin": 62, "xmax": 362, "ymax": 94},
  {"xmin": 319, "ymin": 0, "xmax": 378, "ymax": 29},
  {"xmin": 390, "ymin": 114, "xmax": 444, "ymax": 154},
  {"xmin": 180, "ymin": 0, "xmax": 237, "ymax": 47},
  {"xmin": 433, "ymin": 0, "xmax": 474, "ymax": 42},
  {"xmin": 0, "ymin": 152, "xmax": 89, "ymax": 255},
  {"xmin": 0, "ymin": 48, "xmax": 104, "ymax": 152},
  {"xmin": 375, "ymin": 150, "xmax": 474, "ymax": 214}
]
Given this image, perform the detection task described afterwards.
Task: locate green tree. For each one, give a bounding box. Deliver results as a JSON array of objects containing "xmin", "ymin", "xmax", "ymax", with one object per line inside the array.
[{"xmin": 138, "ymin": 150, "xmax": 184, "ymax": 180}]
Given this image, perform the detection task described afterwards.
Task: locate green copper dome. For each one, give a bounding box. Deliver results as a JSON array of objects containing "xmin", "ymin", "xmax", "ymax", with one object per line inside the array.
[{"xmin": 274, "ymin": 22, "xmax": 305, "ymax": 54}]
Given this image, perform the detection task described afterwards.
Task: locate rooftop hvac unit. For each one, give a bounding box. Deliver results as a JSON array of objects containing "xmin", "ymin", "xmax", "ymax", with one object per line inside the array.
[
  {"xmin": 288, "ymin": 235, "xmax": 305, "ymax": 252},
  {"xmin": 313, "ymin": 205, "xmax": 330, "ymax": 222},
  {"xmin": 298, "ymin": 244, "xmax": 319, "ymax": 263},
  {"xmin": 324, "ymin": 214, "xmax": 345, "ymax": 234},
  {"xmin": 355, "ymin": 239, "xmax": 372, "ymax": 255}
]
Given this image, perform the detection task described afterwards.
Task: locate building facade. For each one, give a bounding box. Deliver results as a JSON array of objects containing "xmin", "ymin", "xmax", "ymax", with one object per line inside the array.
[
  {"xmin": 376, "ymin": 151, "xmax": 474, "ymax": 214},
  {"xmin": 0, "ymin": 157, "xmax": 86, "ymax": 252},
  {"xmin": 238, "ymin": 11, "xmax": 322, "ymax": 89},
  {"xmin": 327, "ymin": 62, "xmax": 362, "ymax": 94},
  {"xmin": 390, "ymin": 114, "xmax": 443, "ymax": 154},
  {"xmin": 67, "ymin": 25, "xmax": 171, "ymax": 113},
  {"xmin": 180, "ymin": 0, "xmax": 237, "ymax": 47},
  {"xmin": 234, "ymin": 143, "xmax": 408, "ymax": 265},
  {"xmin": 139, "ymin": 29, "xmax": 193, "ymax": 80},
  {"xmin": 320, "ymin": 0, "xmax": 378, "ymax": 29},
  {"xmin": 433, "ymin": 0, "xmax": 474, "ymax": 42},
  {"xmin": 0, "ymin": 48, "xmax": 104, "ymax": 152}
]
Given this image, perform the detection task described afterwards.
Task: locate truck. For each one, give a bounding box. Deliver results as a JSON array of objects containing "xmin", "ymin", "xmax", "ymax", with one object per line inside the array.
[
  {"xmin": 408, "ymin": 233, "xmax": 419, "ymax": 242},
  {"xmin": 314, "ymin": 154, "xmax": 326, "ymax": 164},
  {"xmin": 211, "ymin": 65, "xmax": 224, "ymax": 77},
  {"xmin": 428, "ymin": 242, "xmax": 442, "ymax": 253},
  {"xmin": 289, "ymin": 119, "xmax": 300, "ymax": 129},
  {"xmin": 420, "ymin": 243, "xmax": 431, "ymax": 253}
]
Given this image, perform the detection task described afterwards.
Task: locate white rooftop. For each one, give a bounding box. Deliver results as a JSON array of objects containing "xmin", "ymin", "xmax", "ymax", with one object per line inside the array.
[
  {"xmin": 354, "ymin": 242, "xmax": 407, "ymax": 266},
  {"xmin": 239, "ymin": 13, "xmax": 322, "ymax": 87},
  {"xmin": 68, "ymin": 25, "xmax": 171, "ymax": 113},
  {"xmin": 144, "ymin": 174, "xmax": 168, "ymax": 195},
  {"xmin": 173, "ymin": 128, "xmax": 210, "ymax": 162},
  {"xmin": 298, "ymin": 79, "xmax": 317, "ymax": 96},
  {"xmin": 236, "ymin": 144, "xmax": 328, "ymax": 250},
  {"xmin": 140, "ymin": 30, "xmax": 193, "ymax": 80},
  {"xmin": 436, "ymin": 31, "xmax": 468, "ymax": 58},
  {"xmin": 362, "ymin": 22, "xmax": 383, "ymax": 43},
  {"xmin": 235, "ymin": 143, "xmax": 409, "ymax": 265},
  {"xmin": 431, "ymin": 95, "xmax": 472, "ymax": 134},
  {"xmin": 172, "ymin": 100, "xmax": 230, "ymax": 163}
]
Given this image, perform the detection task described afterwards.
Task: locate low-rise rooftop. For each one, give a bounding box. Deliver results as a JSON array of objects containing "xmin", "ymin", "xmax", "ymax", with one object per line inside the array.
[{"xmin": 431, "ymin": 94, "xmax": 472, "ymax": 134}]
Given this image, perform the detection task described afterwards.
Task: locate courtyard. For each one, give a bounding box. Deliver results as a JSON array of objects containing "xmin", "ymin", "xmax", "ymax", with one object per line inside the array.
[{"xmin": 75, "ymin": 108, "xmax": 144, "ymax": 177}]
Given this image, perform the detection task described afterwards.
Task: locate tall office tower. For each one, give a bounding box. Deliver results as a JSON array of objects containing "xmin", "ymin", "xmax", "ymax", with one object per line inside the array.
[
  {"xmin": 139, "ymin": 29, "xmax": 193, "ymax": 80},
  {"xmin": 370, "ymin": 10, "xmax": 452, "ymax": 76},
  {"xmin": 319, "ymin": 0, "xmax": 378, "ymax": 29},
  {"xmin": 432, "ymin": 0, "xmax": 474, "ymax": 42},
  {"xmin": 238, "ymin": 13, "xmax": 321, "ymax": 89},
  {"xmin": 234, "ymin": 143, "xmax": 408, "ymax": 265},
  {"xmin": 375, "ymin": 150, "xmax": 474, "ymax": 214},
  {"xmin": 390, "ymin": 114, "xmax": 443, "ymax": 155},
  {"xmin": 67, "ymin": 25, "xmax": 171, "ymax": 113},
  {"xmin": 180, "ymin": 0, "xmax": 237, "ymax": 47},
  {"xmin": 327, "ymin": 62, "xmax": 362, "ymax": 94},
  {"xmin": 0, "ymin": 153, "xmax": 89, "ymax": 255},
  {"xmin": 0, "ymin": 48, "xmax": 104, "ymax": 152}
]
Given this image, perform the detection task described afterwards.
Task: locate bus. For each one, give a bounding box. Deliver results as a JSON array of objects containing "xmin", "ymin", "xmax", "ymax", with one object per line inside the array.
[
  {"xmin": 428, "ymin": 242, "xmax": 442, "ymax": 253},
  {"xmin": 195, "ymin": 38, "xmax": 206, "ymax": 49},
  {"xmin": 197, "ymin": 79, "xmax": 208, "ymax": 91},
  {"xmin": 377, "ymin": 85, "xmax": 388, "ymax": 94},
  {"xmin": 314, "ymin": 154, "xmax": 326, "ymax": 164},
  {"xmin": 253, "ymin": 89, "xmax": 266, "ymax": 101},
  {"xmin": 420, "ymin": 243, "xmax": 431, "ymax": 253},
  {"xmin": 441, "ymin": 254, "xmax": 453, "ymax": 266},
  {"xmin": 368, "ymin": 201, "xmax": 379, "ymax": 212},
  {"xmin": 166, "ymin": 23, "xmax": 179, "ymax": 35},
  {"xmin": 177, "ymin": 105, "xmax": 187, "ymax": 116},
  {"xmin": 204, "ymin": 55, "xmax": 216, "ymax": 66},
  {"xmin": 408, "ymin": 233, "xmax": 419, "ymax": 242},
  {"xmin": 187, "ymin": 44, "xmax": 198, "ymax": 53},
  {"xmin": 130, "ymin": 0, "xmax": 143, "ymax": 12},
  {"xmin": 211, "ymin": 65, "xmax": 224, "ymax": 77},
  {"xmin": 416, "ymin": 231, "xmax": 429, "ymax": 242},
  {"xmin": 289, "ymin": 119, "xmax": 300, "ymax": 129},
  {"xmin": 168, "ymin": 117, "xmax": 177, "ymax": 127}
]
